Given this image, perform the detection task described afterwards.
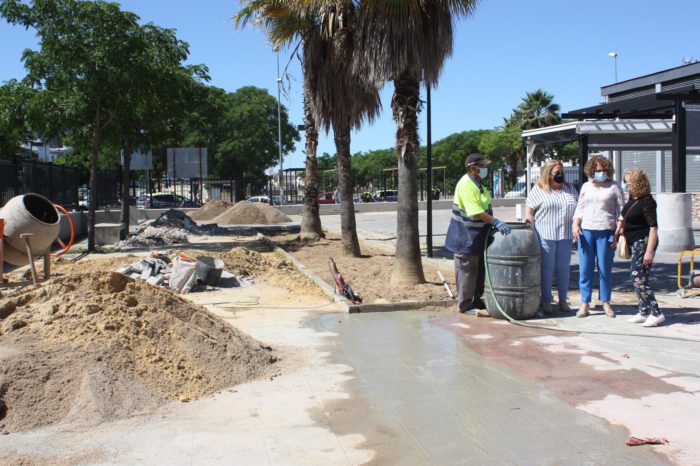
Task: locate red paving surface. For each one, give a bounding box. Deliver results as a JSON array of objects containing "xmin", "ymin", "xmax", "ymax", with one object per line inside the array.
[{"xmin": 436, "ymin": 315, "xmax": 685, "ymax": 407}]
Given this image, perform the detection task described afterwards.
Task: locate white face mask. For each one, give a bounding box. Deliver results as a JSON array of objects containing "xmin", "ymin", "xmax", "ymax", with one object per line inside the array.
[{"xmin": 479, "ymin": 167, "xmax": 488, "ymax": 178}]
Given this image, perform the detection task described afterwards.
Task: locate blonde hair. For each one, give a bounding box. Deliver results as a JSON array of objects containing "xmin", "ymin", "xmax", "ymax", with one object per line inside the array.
[
  {"xmin": 536, "ymin": 159, "xmax": 564, "ymax": 192},
  {"xmin": 626, "ymin": 168, "xmax": 651, "ymax": 197}
]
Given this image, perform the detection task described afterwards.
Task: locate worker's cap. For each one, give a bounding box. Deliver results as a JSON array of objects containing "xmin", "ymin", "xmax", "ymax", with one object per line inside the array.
[{"xmin": 465, "ymin": 153, "xmax": 491, "ymax": 168}]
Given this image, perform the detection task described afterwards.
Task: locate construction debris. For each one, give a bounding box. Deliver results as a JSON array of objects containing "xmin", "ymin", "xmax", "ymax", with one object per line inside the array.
[
  {"xmin": 116, "ymin": 209, "xmax": 229, "ymax": 249},
  {"xmin": 116, "ymin": 251, "xmax": 242, "ymax": 293}
]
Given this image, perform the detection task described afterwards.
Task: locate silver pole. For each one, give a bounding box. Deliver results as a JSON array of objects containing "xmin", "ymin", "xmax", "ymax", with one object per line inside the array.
[{"xmin": 277, "ymin": 53, "xmax": 283, "ymax": 203}]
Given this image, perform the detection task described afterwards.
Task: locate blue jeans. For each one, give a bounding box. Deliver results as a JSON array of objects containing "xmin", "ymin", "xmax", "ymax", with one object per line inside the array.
[
  {"xmin": 578, "ymin": 229, "xmax": 615, "ymax": 303},
  {"xmin": 540, "ymin": 238, "xmax": 573, "ymax": 304}
]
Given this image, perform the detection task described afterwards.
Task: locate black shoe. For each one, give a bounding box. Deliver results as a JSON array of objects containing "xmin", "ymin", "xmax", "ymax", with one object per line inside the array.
[
  {"xmin": 459, "ymin": 307, "xmax": 476, "ymax": 314},
  {"xmin": 473, "ymin": 298, "xmax": 486, "ymax": 310}
]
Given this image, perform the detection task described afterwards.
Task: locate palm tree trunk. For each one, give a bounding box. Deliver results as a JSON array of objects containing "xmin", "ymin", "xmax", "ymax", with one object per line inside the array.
[
  {"xmin": 299, "ymin": 93, "xmax": 324, "ymax": 240},
  {"xmin": 391, "ymin": 75, "xmax": 425, "ymax": 285},
  {"xmin": 334, "ymin": 123, "xmax": 361, "ymax": 257}
]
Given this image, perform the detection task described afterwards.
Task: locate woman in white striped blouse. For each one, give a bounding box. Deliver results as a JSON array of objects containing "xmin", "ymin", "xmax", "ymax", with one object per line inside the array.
[{"xmin": 525, "ymin": 160, "xmax": 579, "ymax": 314}]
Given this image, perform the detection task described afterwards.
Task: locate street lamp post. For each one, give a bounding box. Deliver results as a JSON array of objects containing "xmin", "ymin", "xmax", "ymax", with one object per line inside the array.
[
  {"xmin": 276, "ymin": 53, "xmax": 283, "ymax": 204},
  {"xmin": 608, "ymin": 51, "xmax": 618, "ymax": 83}
]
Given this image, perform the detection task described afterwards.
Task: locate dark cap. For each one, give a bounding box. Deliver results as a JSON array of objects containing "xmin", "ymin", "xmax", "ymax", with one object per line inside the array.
[{"xmin": 465, "ymin": 153, "xmax": 491, "ymax": 168}]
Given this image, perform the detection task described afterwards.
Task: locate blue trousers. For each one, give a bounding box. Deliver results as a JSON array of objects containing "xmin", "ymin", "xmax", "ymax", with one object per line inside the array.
[
  {"xmin": 578, "ymin": 229, "xmax": 615, "ymax": 303},
  {"xmin": 540, "ymin": 238, "xmax": 573, "ymax": 304}
]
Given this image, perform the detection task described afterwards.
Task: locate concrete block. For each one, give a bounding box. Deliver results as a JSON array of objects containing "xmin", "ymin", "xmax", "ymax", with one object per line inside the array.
[
  {"xmin": 657, "ymin": 193, "xmax": 695, "ymax": 252},
  {"xmin": 95, "ymin": 223, "xmax": 121, "ymax": 246}
]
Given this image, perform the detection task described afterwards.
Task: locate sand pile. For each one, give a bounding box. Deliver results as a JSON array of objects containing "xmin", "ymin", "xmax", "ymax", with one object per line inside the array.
[
  {"xmin": 213, "ymin": 201, "xmax": 291, "ymax": 225},
  {"xmin": 0, "ymin": 271, "xmax": 277, "ymax": 432},
  {"xmin": 188, "ymin": 200, "xmax": 234, "ymax": 222},
  {"xmin": 205, "ymin": 247, "xmax": 293, "ymax": 277}
]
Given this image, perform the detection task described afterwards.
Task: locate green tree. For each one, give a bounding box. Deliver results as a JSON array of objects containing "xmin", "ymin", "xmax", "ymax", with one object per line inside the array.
[
  {"xmin": 354, "ymin": 0, "xmax": 478, "ymax": 285},
  {"xmin": 478, "ymin": 126, "xmax": 522, "ymax": 189},
  {"xmin": 430, "ymin": 130, "xmax": 491, "ymax": 192},
  {"xmin": 181, "ymin": 86, "xmax": 299, "ymax": 200},
  {"xmin": 116, "ymin": 23, "xmax": 207, "ymax": 239},
  {"xmin": 0, "ymin": 80, "xmax": 36, "ymax": 156},
  {"xmin": 1, "ymin": 0, "xmax": 151, "ymax": 250}
]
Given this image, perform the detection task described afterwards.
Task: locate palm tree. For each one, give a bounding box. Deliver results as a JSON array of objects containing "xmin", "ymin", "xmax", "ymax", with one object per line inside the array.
[
  {"xmin": 236, "ymin": 1, "xmax": 380, "ymax": 255},
  {"xmin": 235, "ymin": 1, "xmax": 325, "ymax": 241},
  {"xmin": 509, "ymin": 89, "xmax": 561, "ymax": 130},
  {"xmin": 507, "ymin": 89, "xmax": 562, "ymax": 165},
  {"xmin": 353, "ymin": 0, "xmax": 478, "ymax": 285},
  {"xmin": 304, "ymin": 2, "xmax": 381, "ymax": 256}
]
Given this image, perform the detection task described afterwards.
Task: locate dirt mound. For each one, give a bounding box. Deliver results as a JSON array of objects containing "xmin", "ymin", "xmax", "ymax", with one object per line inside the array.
[
  {"xmin": 0, "ymin": 271, "xmax": 277, "ymax": 432},
  {"xmin": 210, "ymin": 247, "xmax": 293, "ymax": 277},
  {"xmin": 188, "ymin": 200, "xmax": 234, "ymax": 222},
  {"xmin": 213, "ymin": 201, "xmax": 291, "ymax": 225}
]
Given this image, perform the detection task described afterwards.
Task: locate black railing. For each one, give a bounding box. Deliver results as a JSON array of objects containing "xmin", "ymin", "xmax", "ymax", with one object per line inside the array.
[{"xmin": 0, "ymin": 156, "xmax": 120, "ymax": 209}]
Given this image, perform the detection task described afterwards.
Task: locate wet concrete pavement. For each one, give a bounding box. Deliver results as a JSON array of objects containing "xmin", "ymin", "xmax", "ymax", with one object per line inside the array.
[
  {"xmin": 295, "ymin": 207, "xmax": 700, "ymax": 464},
  {"xmin": 312, "ymin": 310, "xmax": 671, "ymax": 464}
]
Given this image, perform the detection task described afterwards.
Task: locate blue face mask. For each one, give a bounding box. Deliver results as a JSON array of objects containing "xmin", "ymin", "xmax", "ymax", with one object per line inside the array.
[
  {"xmin": 594, "ymin": 171, "xmax": 608, "ymax": 182},
  {"xmin": 479, "ymin": 167, "xmax": 488, "ymax": 178}
]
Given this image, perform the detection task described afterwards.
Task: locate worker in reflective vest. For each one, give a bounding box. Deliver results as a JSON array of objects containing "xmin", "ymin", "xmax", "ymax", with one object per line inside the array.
[{"xmin": 445, "ymin": 153, "xmax": 512, "ymax": 313}]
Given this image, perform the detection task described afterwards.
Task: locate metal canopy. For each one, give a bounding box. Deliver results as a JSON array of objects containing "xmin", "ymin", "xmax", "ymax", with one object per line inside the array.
[
  {"xmin": 522, "ymin": 119, "xmax": 673, "ymax": 149},
  {"xmin": 562, "ymin": 85, "xmax": 696, "ymax": 120}
]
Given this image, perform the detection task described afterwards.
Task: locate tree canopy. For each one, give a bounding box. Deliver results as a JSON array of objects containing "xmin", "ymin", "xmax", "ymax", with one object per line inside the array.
[{"xmin": 178, "ymin": 85, "xmax": 300, "ymax": 198}]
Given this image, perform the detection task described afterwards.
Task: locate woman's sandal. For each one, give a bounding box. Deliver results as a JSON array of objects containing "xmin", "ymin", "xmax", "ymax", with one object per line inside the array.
[{"xmin": 604, "ymin": 305, "xmax": 616, "ymax": 318}]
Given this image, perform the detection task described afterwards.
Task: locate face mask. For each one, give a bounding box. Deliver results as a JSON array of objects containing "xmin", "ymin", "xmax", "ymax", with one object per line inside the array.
[
  {"xmin": 479, "ymin": 167, "xmax": 488, "ymax": 178},
  {"xmin": 552, "ymin": 173, "xmax": 564, "ymax": 183},
  {"xmin": 594, "ymin": 171, "xmax": 608, "ymax": 182}
]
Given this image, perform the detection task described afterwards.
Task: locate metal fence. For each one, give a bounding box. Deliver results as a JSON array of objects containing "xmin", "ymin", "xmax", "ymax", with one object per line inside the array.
[{"xmin": 0, "ymin": 156, "xmax": 120, "ymax": 209}]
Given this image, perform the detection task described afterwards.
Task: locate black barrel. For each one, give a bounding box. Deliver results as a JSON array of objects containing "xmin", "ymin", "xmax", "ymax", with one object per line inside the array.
[{"xmin": 484, "ymin": 223, "xmax": 540, "ymax": 320}]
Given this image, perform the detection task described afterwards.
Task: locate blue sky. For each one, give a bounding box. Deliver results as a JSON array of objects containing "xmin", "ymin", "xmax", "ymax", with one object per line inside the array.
[{"xmin": 2, "ymin": 0, "xmax": 699, "ymax": 170}]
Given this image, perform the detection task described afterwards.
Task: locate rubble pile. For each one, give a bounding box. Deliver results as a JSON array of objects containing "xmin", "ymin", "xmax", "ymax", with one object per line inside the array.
[
  {"xmin": 188, "ymin": 200, "xmax": 234, "ymax": 222},
  {"xmin": 213, "ymin": 201, "xmax": 291, "ymax": 225},
  {"xmin": 117, "ymin": 226, "xmax": 189, "ymax": 248},
  {"xmin": 0, "ymin": 271, "xmax": 278, "ymax": 432},
  {"xmin": 150, "ymin": 209, "xmax": 228, "ymax": 235},
  {"xmin": 117, "ymin": 209, "xmax": 228, "ymax": 249}
]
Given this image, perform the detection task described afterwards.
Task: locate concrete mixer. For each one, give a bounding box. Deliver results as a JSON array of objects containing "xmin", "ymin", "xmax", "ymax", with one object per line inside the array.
[{"xmin": 0, "ymin": 193, "xmax": 63, "ymax": 286}]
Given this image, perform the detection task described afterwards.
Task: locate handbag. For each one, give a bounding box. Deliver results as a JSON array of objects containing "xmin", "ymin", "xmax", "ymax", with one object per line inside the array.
[
  {"xmin": 616, "ymin": 234, "xmax": 631, "ymax": 259},
  {"xmin": 616, "ymin": 199, "xmax": 639, "ymax": 260}
]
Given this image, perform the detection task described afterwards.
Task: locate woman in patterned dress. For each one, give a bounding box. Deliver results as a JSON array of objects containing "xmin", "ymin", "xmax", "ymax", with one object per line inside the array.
[
  {"xmin": 620, "ymin": 168, "xmax": 664, "ymax": 327},
  {"xmin": 525, "ymin": 160, "xmax": 579, "ymax": 314}
]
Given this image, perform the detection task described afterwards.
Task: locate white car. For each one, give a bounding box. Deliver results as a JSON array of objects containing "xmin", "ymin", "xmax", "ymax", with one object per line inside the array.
[{"xmin": 248, "ymin": 195, "xmax": 270, "ymax": 204}]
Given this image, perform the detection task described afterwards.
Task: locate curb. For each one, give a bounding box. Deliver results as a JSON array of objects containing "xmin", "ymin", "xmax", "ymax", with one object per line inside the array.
[{"xmin": 259, "ymin": 234, "xmax": 457, "ymax": 314}]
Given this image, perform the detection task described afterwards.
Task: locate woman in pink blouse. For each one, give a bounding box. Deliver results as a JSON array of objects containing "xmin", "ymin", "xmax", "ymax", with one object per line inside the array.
[{"xmin": 572, "ymin": 155, "xmax": 625, "ymax": 318}]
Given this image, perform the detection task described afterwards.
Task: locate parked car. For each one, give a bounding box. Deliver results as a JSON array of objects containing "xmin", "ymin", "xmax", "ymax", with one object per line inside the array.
[
  {"xmin": 373, "ymin": 189, "xmax": 398, "ymax": 202},
  {"xmin": 137, "ymin": 193, "xmax": 199, "ymax": 209},
  {"xmin": 248, "ymin": 195, "xmax": 271, "ymax": 204},
  {"xmin": 317, "ymin": 191, "xmax": 336, "ymax": 204}
]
